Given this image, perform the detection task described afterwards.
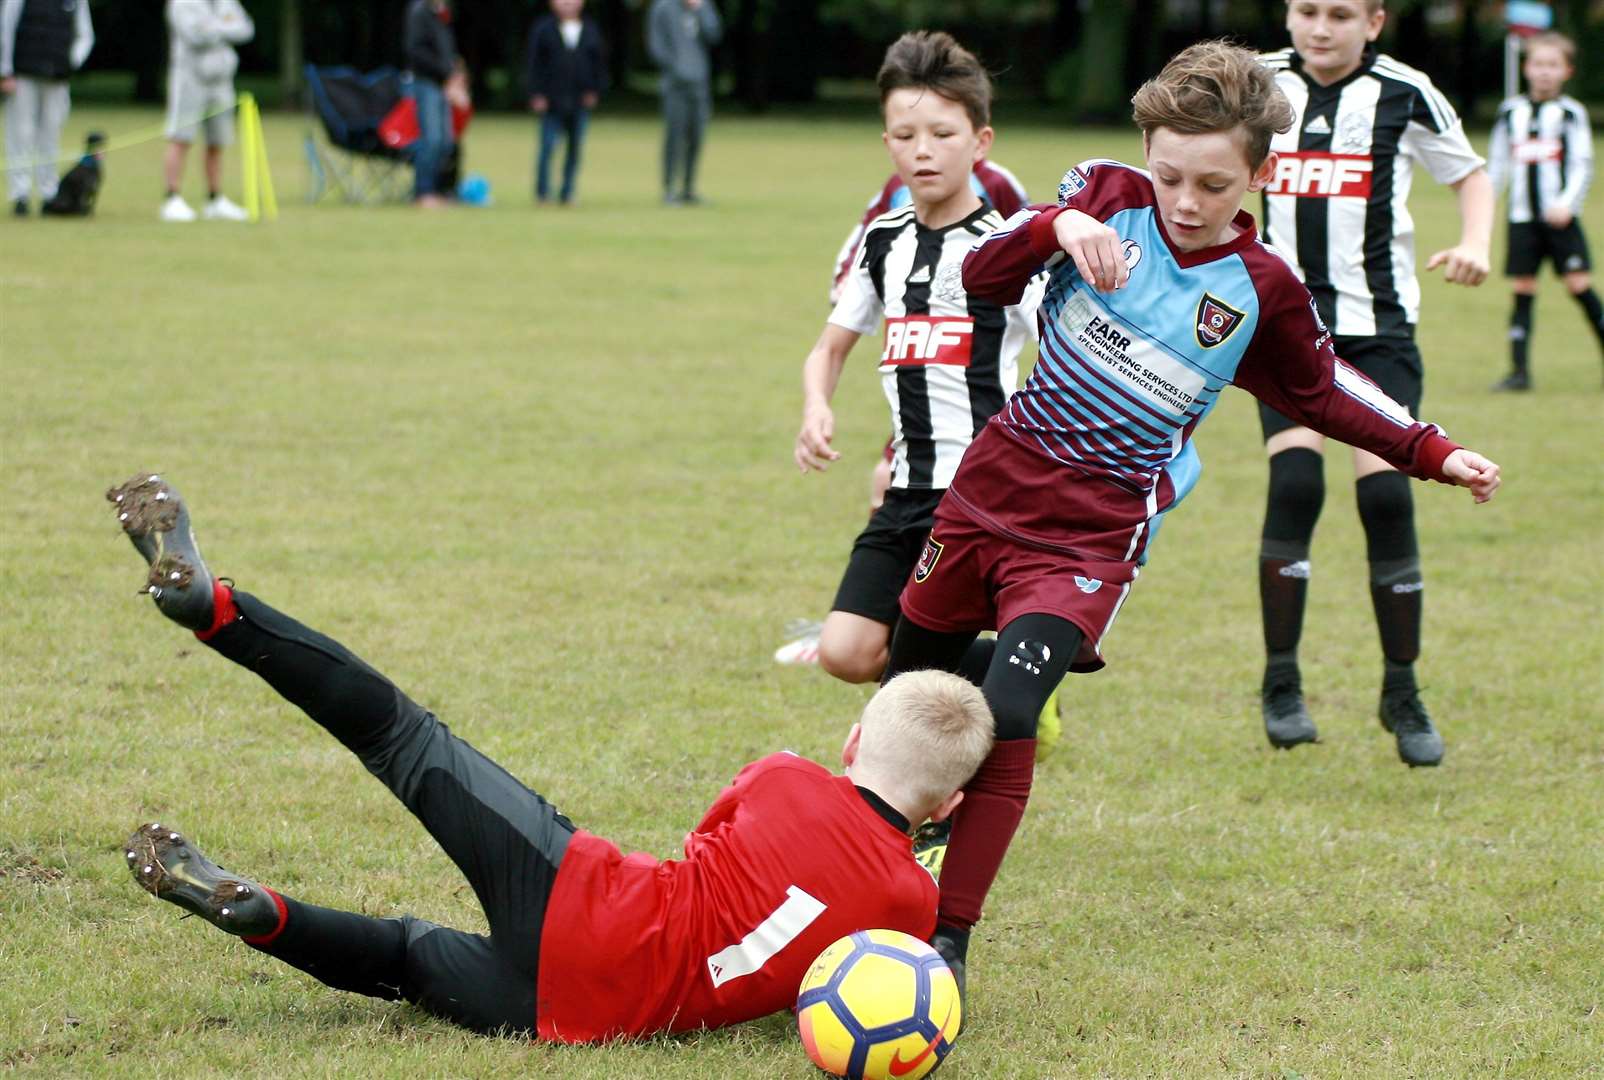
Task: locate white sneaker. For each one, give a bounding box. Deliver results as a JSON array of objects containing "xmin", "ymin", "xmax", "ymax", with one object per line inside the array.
[
  {"xmin": 773, "ymin": 619, "xmax": 823, "ymax": 666},
  {"xmin": 203, "ymin": 195, "xmax": 249, "ymax": 222},
  {"xmin": 159, "ymin": 194, "xmax": 197, "ymax": 222}
]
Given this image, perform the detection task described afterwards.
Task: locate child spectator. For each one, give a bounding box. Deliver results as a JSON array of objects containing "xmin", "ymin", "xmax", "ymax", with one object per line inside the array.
[{"xmin": 524, "ymin": 0, "xmax": 607, "ymax": 206}]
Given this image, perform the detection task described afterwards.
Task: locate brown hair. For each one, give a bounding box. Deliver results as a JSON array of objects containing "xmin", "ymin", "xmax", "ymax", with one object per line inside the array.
[
  {"xmin": 878, "ymin": 31, "xmax": 993, "ymax": 131},
  {"xmin": 855, "ymin": 670, "xmax": 994, "ymax": 816},
  {"xmin": 1525, "ymin": 31, "xmax": 1576, "ymax": 66},
  {"xmin": 1131, "ymin": 40, "xmax": 1295, "ymax": 168}
]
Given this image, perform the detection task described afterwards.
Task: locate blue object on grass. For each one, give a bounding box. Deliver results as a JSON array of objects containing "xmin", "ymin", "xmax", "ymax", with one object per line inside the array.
[{"xmin": 458, "ymin": 173, "xmax": 492, "ymax": 206}]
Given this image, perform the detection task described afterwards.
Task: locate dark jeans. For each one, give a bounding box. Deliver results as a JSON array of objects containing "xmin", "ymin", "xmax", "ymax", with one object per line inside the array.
[
  {"xmin": 410, "ymin": 76, "xmax": 449, "ymax": 198},
  {"xmin": 661, "ymin": 78, "xmax": 709, "ymax": 198},
  {"xmin": 537, "ymin": 107, "xmax": 589, "ymax": 202},
  {"xmin": 205, "ymin": 591, "xmax": 574, "ymax": 1034}
]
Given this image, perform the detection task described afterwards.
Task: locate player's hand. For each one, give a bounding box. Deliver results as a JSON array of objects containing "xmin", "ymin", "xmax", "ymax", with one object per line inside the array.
[
  {"xmin": 1425, "ymin": 244, "xmax": 1489, "ymax": 287},
  {"xmin": 1053, "ymin": 209, "xmax": 1127, "ymax": 293},
  {"xmin": 1442, "ymin": 448, "xmax": 1501, "ymax": 503},
  {"xmin": 796, "ymin": 402, "xmax": 840, "ymax": 473},
  {"xmin": 580, "ymin": 91, "xmax": 599, "ymax": 110},
  {"xmin": 1543, "ymin": 206, "xmax": 1574, "ymax": 229},
  {"xmin": 0, "ymin": 77, "xmax": 16, "ymax": 95},
  {"xmin": 529, "ymin": 95, "xmax": 548, "ymax": 113}
]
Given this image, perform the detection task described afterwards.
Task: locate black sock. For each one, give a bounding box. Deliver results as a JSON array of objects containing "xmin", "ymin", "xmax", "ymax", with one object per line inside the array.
[
  {"xmin": 248, "ymin": 893, "xmax": 409, "ymax": 1001},
  {"xmin": 931, "ymin": 922, "xmax": 971, "ymax": 960},
  {"xmin": 1355, "ymin": 472, "xmax": 1421, "ymax": 667},
  {"xmin": 1382, "ymin": 657, "xmax": 1417, "ymax": 697},
  {"xmin": 1259, "ymin": 448, "xmax": 1324, "ymax": 667},
  {"xmin": 1572, "ymin": 288, "xmax": 1604, "ymax": 352},
  {"xmin": 1510, "ymin": 293, "xmax": 1534, "ymax": 373},
  {"xmin": 955, "ymin": 637, "xmax": 996, "ymax": 688}
]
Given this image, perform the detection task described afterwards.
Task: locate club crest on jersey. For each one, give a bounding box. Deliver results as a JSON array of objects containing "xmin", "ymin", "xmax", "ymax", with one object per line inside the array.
[
  {"xmin": 1195, "ymin": 293, "xmax": 1246, "ymax": 348},
  {"xmin": 1058, "ymin": 167, "xmax": 1088, "ymax": 205},
  {"xmin": 913, "ymin": 537, "xmax": 944, "ymax": 583}
]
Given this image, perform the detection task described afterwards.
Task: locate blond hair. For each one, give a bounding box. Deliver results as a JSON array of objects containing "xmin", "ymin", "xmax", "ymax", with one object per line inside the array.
[
  {"xmin": 1131, "ymin": 41, "xmax": 1296, "ymax": 168},
  {"xmin": 1525, "ymin": 32, "xmax": 1577, "ymax": 66},
  {"xmin": 855, "ymin": 671, "xmax": 994, "ymax": 816}
]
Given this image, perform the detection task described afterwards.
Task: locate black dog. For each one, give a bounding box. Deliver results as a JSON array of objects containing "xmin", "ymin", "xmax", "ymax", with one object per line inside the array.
[{"xmin": 42, "ymin": 131, "xmax": 106, "ymax": 217}]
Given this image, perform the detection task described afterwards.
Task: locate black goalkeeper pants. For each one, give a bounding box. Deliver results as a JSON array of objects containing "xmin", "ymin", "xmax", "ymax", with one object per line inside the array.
[{"xmin": 203, "ymin": 591, "xmax": 574, "ymax": 1035}]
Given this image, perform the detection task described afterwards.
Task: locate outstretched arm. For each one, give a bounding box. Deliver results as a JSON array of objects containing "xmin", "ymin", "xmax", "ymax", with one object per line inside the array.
[{"xmin": 1237, "ymin": 280, "xmax": 1499, "ymax": 501}]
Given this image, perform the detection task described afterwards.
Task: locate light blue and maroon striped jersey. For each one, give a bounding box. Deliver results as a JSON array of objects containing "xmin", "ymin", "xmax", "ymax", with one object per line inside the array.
[{"xmin": 953, "ymin": 159, "xmax": 1457, "ymax": 564}]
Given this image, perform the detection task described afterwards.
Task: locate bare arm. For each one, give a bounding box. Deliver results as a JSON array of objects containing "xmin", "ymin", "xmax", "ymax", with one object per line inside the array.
[
  {"xmin": 794, "ymin": 323, "xmax": 862, "ymax": 474},
  {"xmin": 1424, "ymin": 169, "xmax": 1493, "ymax": 286}
]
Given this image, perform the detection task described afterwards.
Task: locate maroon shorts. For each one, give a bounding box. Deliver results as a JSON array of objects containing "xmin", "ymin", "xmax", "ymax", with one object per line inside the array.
[{"xmin": 898, "ymin": 502, "xmax": 1140, "ymax": 673}]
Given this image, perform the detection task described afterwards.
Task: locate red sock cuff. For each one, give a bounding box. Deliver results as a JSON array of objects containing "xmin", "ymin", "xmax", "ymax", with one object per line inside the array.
[
  {"xmin": 194, "ymin": 580, "xmax": 239, "ymax": 642},
  {"xmin": 241, "ymin": 886, "xmax": 289, "ymax": 947},
  {"xmin": 965, "ymin": 738, "xmax": 1036, "ymax": 798}
]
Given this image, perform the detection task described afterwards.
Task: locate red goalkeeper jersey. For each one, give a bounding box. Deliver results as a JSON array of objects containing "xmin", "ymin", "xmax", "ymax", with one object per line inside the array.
[{"xmin": 534, "ymin": 753, "xmax": 939, "ymax": 1043}]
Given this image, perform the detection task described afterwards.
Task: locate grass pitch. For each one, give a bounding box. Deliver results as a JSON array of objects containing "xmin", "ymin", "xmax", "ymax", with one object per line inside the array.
[{"xmin": 2, "ymin": 105, "xmax": 1601, "ymax": 1078}]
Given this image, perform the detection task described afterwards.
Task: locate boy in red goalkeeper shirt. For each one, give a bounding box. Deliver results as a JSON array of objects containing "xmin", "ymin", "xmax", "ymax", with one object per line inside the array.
[{"xmin": 112, "ymin": 472, "xmax": 993, "ymax": 1043}]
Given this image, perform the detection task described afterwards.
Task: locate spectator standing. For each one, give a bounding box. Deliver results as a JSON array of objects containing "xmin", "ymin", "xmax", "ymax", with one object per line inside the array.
[
  {"xmin": 647, "ymin": 0, "xmax": 720, "ymax": 205},
  {"xmin": 160, "ymin": 0, "xmax": 252, "ymax": 223},
  {"xmin": 525, "ymin": 0, "xmax": 606, "ymax": 206},
  {"xmin": 1, "ymin": 0, "xmax": 94, "ymax": 217},
  {"xmin": 403, "ymin": 0, "xmax": 456, "ymax": 208}
]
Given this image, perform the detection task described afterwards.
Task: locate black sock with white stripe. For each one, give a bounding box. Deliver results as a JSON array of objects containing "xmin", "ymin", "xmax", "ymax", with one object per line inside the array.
[
  {"xmin": 1259, "ymin": 448, "xmax": 1324, "ymax": 667},
  {"xmin": 1571, "ymin": 288, "xmax": 1604, "ymax": 353},
  {"xmin": 1356, "ymin": 472, "xmax": 1421, "ymax": 670},
  {"xmin": 1509, "ymin": 293, "xmax": 1534, "ymax": 374}
]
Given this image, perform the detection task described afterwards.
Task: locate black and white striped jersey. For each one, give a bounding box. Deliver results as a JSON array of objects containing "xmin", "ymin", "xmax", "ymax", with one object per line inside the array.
[
  {"xmin": 828, "ymin": 202, "xmax": 1042, "ymax": 491},
  {"xmin": 1260, "ymin": 48, "xmax": 1485, "ymax": 338},
  {"xmin": 1489, "ymin": 94, "xmax": 1593, "ymax": 224}
]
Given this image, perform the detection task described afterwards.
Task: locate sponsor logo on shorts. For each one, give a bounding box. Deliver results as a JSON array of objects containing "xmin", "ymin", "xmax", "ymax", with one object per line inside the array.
[
  {"xmin": 881, "ymin": 316, "xmax": 974, "ymax": 367},
  {"xmin": 1074, "ymin": 575, "xmax": 1103, "ymax": 593},
  {"xmin": 1566, "ymin": 255, "xmax": 1586, "ymax": 271},
  {"xmin": 1265, "ymin": 152, "xmax": 1373, "ymax": 198},
  {"xmin": 913, "ymin": 537, "xmax": 944, "ymax": 583},
  {"xmin": 1196, "ymin": 293, "xmax": 1247, "ymax": 349},
  {"xmin": 1008, "ymin": 639, "xmax": 1051, "ymax": 676}
]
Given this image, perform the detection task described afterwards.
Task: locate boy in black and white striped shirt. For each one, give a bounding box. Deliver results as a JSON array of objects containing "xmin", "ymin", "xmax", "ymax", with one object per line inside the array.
[
  {"xmin": 1488, "ymin": 31, "xmax": 1603, "ymax": 391},
  {"xmin": 1253, "ymin": 0, "xmax": 1494, "ymax": 766},
  {"xmin": 792, "ymin": 31, "xmax": 1041, "ymax": 691}
]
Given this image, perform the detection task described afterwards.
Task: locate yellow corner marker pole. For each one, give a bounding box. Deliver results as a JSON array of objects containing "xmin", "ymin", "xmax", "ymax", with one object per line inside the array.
[
  {"xmin": 238, "ymin": 93, "xmax": 277, "ymax": 223},
  {"xmin": 240, "ymin": 93, "xmax": 258, "ymax": 220}
]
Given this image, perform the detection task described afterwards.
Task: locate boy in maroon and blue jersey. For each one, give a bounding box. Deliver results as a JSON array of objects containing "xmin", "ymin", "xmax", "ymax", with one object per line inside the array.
[
  {"xmin": 876, "ymin": 42, "xmax": 1502, "ymax": 998},
  {"xmin": 110, "ymin": 472, "xmax": 994, "ymax": 1044}
]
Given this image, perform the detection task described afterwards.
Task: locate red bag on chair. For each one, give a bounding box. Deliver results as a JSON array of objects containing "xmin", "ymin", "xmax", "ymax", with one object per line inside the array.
[{"xmin": 379, "ymin": 96, "xmax": 472, "ymax": 151}]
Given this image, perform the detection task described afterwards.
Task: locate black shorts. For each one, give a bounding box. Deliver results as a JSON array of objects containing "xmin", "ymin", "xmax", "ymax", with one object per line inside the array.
[
  {"xmin": 1505, "ymin": 220, "xmax": 1592, "ymax": 277},
  {"xmin": 831, "ymin": 487, "xmax": 946, "ymax": 625},
  {"xmin": 1259, "ymin": 334, "xmax": 1423, "ymax": 440}
]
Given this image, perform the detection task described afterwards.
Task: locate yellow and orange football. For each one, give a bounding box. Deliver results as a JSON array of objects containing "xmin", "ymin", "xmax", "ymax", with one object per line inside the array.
[{"xmin": 796, "ymin": 929, "xmax": 961, "ymax": 1080}]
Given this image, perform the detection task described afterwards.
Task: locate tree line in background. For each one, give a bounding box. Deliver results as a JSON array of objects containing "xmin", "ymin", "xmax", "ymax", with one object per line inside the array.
[{"xmin": 84, "ymin": 0, "xmax": 1602, "ymax": 119}]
